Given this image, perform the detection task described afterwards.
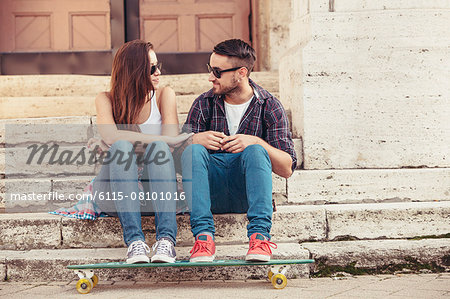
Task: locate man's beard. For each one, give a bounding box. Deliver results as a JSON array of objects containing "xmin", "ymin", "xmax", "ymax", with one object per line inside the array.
[{"xmin": 213, "ymin": 76, "xmax": 240, "ymax": 96}]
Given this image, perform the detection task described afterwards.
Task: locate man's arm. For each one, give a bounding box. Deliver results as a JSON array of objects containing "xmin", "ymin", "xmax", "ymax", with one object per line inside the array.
[
  {"xmin": 184, "ymin": 94, "xmax": 226, "ymax": 150},
  {"xmin": 220, "ymin": 135, "xmax": 293, "ymax": 178},
  {"xmin": 221, "ymin": 96, "xmax": 296, "ymax": 178}
]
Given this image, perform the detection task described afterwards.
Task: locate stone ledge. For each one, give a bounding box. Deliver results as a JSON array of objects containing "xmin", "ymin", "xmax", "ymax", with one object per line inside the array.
[
  {"xmin": 2, "ymin": 243, "xmax": 309, "ymax": 282},
  {"xmin": 310, "ymin": 10, "xmax": 450, "ymax": 41},
  {"xmin": 0, "ymin": 173, "xmax": 286, "ymax": 212},
  {"xmin": 0, "ymin": 72, "xmax": 279, "ymax": 98},
  {"xmin": 61, "ymin": 206, "xmax": 326, "ymax": 249},
  {"xmin": 333, "ymin": 1, "xmax": 450, "ymax": 12},
  {"xmin": 302, "ymin": 238, "xmax": 450, "ymax": 275},
  {"xmin": 324, "ymin": 201, "xmax": 450, "ymax": 240},
  {"xmin": 0, "ymin": 213, "xmax": 62, "ymax": 250},
  {"xmin": 288, "ymin": 168, "xmax": 450, "ymax": 204}
]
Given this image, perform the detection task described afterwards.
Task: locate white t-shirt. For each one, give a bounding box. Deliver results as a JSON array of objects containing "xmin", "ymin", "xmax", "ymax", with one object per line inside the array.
[{"xmin": 224, "ymin": 96, "xmax": 253, "ymax": 135}]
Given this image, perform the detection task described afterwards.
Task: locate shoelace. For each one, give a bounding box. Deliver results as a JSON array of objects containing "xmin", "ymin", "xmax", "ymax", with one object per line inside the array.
[
  {"xmin": 249, "ymin": 239, "xmax": 277, "ymax": 254},
  {"xmin": 127, "ymin": 240, "xmax": 150, "ymax": 256},
  {"xmin": 189, "ymin": 239, "xmax": 213, "ymax": 255},
  {"xmin": 152, "ymin": 239, "xmax": 172, "ymax": 255}
]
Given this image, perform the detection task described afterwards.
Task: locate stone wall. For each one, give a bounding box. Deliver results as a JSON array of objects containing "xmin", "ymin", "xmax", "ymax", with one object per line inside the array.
[
  {"xmin": 253, "ymin": 0, "xmax": 293, "ymax": 71},
  {"xmin": 280, "ymin": 0, "xmax": 450, "ymax": 169}
]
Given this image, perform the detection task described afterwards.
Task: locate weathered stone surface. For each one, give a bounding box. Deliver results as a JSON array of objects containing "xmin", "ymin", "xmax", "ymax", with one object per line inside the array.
[
  {"xmin": 326, "ymin": 202, "xmax": 450, "ymax": 240},
  {"xmin": 60, "ymin": 206, "xmax": 326, "ymax": 248},
  {"xmin": 4, "ymin": 145, "xmax": 97, "ymax": 178},
  {"xmin": 272, "ymin": 173, "xmax": 286, "ymax": 194},
  {"xmin": 310, "ymin": 10, "xmax": 450, "ymax": 44},
  {"xmin": 311, "ymin": 0, "xmax": 329, "ymax": 12},
  {"xmin": 0, "ymin": 72, "xmax": 278, "ymax": 98},
  {"xmin": 301, "ymin": 10, "xmax": 450, "ymax": 169},
  {"xmin": 3, "ymin": 243, "xmax": 309, "ymax": 281},
  {"xmin": 0, "ymin": 75, "xmax": 109, "ymax": 97},
  {"xmin": 0, "ymin": 258, "xmax": 5, "ymax": 281},
  {"xmin": 333, "ymin": 0, "xmax": 450, "ymax": 12},
  {"xmin": 293, "ymin": 138, "xmax": 303, "ymax": 168},
  {"xmin": 0, "ymin": 213, "xmax": 61, "ymax": 250},
  {"xmin": 0, "ymin": 148, "xmax": 4, "ymax": 177},
  {"xmin": 1, "ymin": 120, "xmax": 92, "ymax": 146},
  {"xmin": 288, "ymin": 168, "xmax": 450, "ymax": 204},
  {"xmin": 272, "ymin": 206, "xmax": 327, "ymax": 242},
  {"xmin": 51, "ymin": 176, "xmax": 94, "ymax": 203},
  {"xmin": 302, "ymin": 238, "xmax": 450, "ymax": 270},
  {"xmin": 0, "ymin": 97, "xmax": 96, "ymax": 119},
  {"xmin": 0, "ymin": 116, "xmax": 92, "ymax": 145},
  {"xmin": 2, "ymin": 178, "xmax": 53, "ymax": 212}
]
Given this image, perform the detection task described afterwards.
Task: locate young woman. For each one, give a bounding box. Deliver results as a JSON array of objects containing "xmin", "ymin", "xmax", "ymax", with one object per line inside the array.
[{"xmin": 92, "ymin": 40, "xmax": 191, "ymax": 264}]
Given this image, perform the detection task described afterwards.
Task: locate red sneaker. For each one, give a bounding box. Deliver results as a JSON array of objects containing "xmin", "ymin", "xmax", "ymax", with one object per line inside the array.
[
  {"xmin": 245, "ymin": 233, "xmax": 277, "ymax": 262},
  {"xmin": 189, "ymin": 234, "xmax": 216, "ymax": 262}
]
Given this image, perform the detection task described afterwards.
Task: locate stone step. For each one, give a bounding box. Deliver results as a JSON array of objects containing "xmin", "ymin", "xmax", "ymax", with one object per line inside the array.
[
  {"xmin": 0, "ymin": 72, "xmax": 279, "ymax": 98},
  {"xmin": 0, "ymin": 243, "xmax": 310, "ymax": 282},
  {"xmin": 304, "ymin": 47, "xmax": 449, "ymax": 80},
  {"xmin": 2, "ymin": 167, "xmax": 449, "ymax": 211},
  {"xmin": 0, "ymin": 173, "xmax": 287, "ymax": 212},
  {"xmin": 301, "ymin": 96, "xmax": 450, "ymax": 171},
  {"xmin": 302, "ymin": 238, "xmax": 450, "ymax": 275},
  {"xmin": 287, "ymin": 168, "xmax": 450, "ymax": 205},
  {"xmin": 0, "ymin": 91, "xmax": 281, "ymax": 119},
  {"xmin": 0, "ymin": 202, "xmax": 448, "ymax": 250},
  {"xmin": 2, "ymin": 238, "xmax": 449, "ymax": 282},
  {"xmin": 309, "ymin": 10, "xmax": 450, "ymax": 44}
]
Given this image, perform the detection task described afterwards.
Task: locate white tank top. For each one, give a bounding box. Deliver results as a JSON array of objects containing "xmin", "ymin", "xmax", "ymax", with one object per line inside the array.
[{"xmin": 138, "ymin": 92, "xmax": 162, "ymax": 135}]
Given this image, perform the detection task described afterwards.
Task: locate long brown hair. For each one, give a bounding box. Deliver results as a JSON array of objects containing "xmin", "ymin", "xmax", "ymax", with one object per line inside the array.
[{"xmin": 110, "ymin": 40, "xmax": 154, "ymax": 126}]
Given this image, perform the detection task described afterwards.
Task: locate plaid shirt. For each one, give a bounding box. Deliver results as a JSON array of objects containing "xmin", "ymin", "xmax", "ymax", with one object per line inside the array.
[{"xmin": 184, "ymin": 79, "xmax": 297, "ymax": 171}]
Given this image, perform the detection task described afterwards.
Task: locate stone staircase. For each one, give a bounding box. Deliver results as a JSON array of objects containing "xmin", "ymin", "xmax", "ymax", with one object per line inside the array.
[{"xmin": 1, "ymin": 71, "xmax": 448, "ymax": 282}]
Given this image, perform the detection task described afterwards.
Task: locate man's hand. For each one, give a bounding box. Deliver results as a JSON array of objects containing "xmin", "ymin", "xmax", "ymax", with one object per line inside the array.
[
  {"xmin": 193, "ymin": 131, "xmax": 226, "ymax": 150},
  {"xmin": 220, "ymin": 134, "xmax": 261, "ymax": 153}
]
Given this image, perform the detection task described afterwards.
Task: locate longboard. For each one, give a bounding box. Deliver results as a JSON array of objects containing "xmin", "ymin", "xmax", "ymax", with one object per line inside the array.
[{"xmin": 68, "ymin": 259, "xmax": 315, "ymax": 293}]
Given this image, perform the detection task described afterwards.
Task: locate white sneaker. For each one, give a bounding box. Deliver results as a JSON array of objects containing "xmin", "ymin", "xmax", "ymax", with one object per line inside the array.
[
  {"xmin": 151, "ymin": 238, "xmax": 176, "ymax": 263},
  {"xmin": 126, "ymin": 240, "xmax": 150, "ymax": 264}
]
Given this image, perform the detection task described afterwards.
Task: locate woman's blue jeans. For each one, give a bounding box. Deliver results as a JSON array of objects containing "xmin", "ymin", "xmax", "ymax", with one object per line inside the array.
[
  {"xmin": 181, "ymin": 144, "xmax": 273, "ymax": 240},
  {"xmin": 93, "ymin": 140, "xmax": 177, "ymax": 246}
]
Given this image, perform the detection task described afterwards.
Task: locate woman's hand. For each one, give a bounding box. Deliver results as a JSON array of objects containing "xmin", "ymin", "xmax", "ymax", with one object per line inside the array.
[
  {"xmin": 87, "ymin": 137, "xmax": 110, "ymax": 154},
  {"xmin": 164, "ymin": 132, "xmax": 193, "ymax": 146}
]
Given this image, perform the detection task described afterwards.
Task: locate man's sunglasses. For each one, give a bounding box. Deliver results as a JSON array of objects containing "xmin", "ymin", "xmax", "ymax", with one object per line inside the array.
[
  {"xmin": 207, "ymin": 63, "xmax": 244, "ymax": 79},
  {"xmin": 151, "ymin": 62, "xmax": 162, "ymax": 75}
]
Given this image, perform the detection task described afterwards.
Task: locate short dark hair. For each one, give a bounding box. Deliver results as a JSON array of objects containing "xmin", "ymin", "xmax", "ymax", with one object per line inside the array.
[{"xmin": 213, "ymin": 39, "xmax": 256, "ymax": 76}]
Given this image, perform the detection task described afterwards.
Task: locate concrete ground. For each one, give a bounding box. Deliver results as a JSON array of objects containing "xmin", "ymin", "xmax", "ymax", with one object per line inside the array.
[{"xmin": 0, "ymin": 273, "xmax": 448, "ymax": 299}]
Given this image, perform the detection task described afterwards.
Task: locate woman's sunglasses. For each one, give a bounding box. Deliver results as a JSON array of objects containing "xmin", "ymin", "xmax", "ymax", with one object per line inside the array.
[
  {"xmin": 207, "ymin": 63, "xmax": 244, "ymax": 79},
  {"xmin": 151, "ymin": 62, "xmax": 162, "ymax": 75}
]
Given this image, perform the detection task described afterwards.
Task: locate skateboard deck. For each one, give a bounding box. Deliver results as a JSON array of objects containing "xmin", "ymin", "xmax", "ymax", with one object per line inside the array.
[{"xmin": 68, "ymin": 259, "xmax": 314, "ymax": 293}]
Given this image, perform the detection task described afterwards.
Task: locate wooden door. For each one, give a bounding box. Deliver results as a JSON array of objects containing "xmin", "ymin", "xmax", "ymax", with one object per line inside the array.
[
  {"xmin": 0, "ymin": 0, "xmax": 111, "ymax": 52},
  {"xmin": 140, "ymin": 0, "xmax": 251, "ymax": 53}
]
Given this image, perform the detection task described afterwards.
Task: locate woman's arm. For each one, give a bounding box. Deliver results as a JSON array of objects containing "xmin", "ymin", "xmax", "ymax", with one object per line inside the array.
[{"xmin": 158, "ymin": 86, "xmax": 179, "ymax": 136}]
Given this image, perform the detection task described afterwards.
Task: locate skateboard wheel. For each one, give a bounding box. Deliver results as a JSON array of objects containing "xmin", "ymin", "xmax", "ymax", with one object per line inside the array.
[
  {"xmin": 76, "ymin": 278, "xmax": 93, "ymax": 294},
  {"xmin": 91, "ymin": 274, "xmax": 99, "ymax": 287},
  {"xmin": 271, "ymin": 273, "xmax": 287, "ymax": 289},
  {"xmin": 268, "ymin": 269, "xmax": 274, "ymax": 280}
]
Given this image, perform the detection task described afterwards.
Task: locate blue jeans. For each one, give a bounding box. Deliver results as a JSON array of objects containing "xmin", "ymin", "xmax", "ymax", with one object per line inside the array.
[
  {"xmin": 181, "ymin": 144, "xmax": 273, "ymax": 239},
  {"xmin": 93, "ymin": 140, "xmax": 177, "ymax": 246}
]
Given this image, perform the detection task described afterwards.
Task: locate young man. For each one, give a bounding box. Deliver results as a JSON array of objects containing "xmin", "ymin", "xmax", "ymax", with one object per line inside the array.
[{"xmin": 182, "ymin": 39, "xmax": 296, "ymax": 262}]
